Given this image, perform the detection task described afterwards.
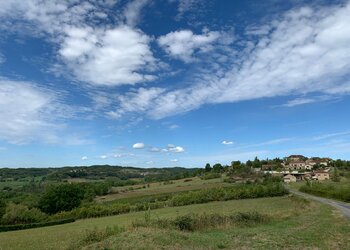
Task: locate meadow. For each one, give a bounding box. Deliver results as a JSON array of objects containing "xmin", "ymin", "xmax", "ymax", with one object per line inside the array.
[
  {"xmin": 95, "ymin": 177, "xmax": 228, "ymax": 202},
  {"xmin": 0, "ymin": 196, "xmax": 349, "ymax": 249}
]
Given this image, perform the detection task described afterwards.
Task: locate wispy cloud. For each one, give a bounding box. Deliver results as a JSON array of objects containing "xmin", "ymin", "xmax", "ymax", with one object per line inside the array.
[
  {"xmin": 109, "ymin": 2, "xmax": 350, "ymax": 119},
  {"xmin": 312, "ymin": 131, "xmax": 350, "ymax": 141},
  {"xmin": 281, "ymin": 95, "xmax": 337, "ymax": 107}
]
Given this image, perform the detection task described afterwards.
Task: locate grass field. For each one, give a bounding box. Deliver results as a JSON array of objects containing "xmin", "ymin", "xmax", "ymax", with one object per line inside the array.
[
  {"xmin": 0, "ymin": 195, "xmax": 349, "ymax": 250},
  {"xmin": 95, "ymin": 177, "xmax": 229, "ymax": 202}
]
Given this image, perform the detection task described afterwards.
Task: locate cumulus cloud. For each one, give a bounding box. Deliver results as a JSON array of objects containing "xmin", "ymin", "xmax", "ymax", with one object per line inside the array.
[
  {"xmin": 59, "ymin": 25, "xmax": 156, "ymax": 86},
  {"xmin": 222, "ymin": 140, "xmax": 233, "ymax": 145},
  {"xmin": 170, "ymin": 159, "xmax": 178, "ymax": 162},
  {"xmin": 0, "ymin": 0, "xmax": 156, "ymax": 86},
  {"xmin": 158, "ymin": 29, "xmax": 233, "ymax": 62},
  {"xmin": 81, "ymin": 156, "xmax": 88, "ymax": 160},
  {"xmin": 100, "ymin": 155, "xmax": 108, "ymax": 159},
  {"xmin": 133, "ymin": 142, "xmax": 145, "ymax": 149}
]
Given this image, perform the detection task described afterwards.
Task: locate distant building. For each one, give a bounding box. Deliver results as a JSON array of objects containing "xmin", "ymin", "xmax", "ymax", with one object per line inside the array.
[
  {"xmin": 283, "ymin": 174, "xmax": 297, "ymax": 183},
  {"xmin": 288, "ymin": 161, "xmax": 306, "ymax": 170},
  {"xmin": 283, "ymin": 155, "xmax": 330, "ymax": 171},
  {"xmin": 313, "ymin": 170, "xmax": 330, "ymax": 181}
]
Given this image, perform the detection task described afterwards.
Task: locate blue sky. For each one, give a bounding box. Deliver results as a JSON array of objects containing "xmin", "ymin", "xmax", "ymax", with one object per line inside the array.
[{"xmin": 1, "ymin": 0, "xmax": 350, "ymax": 168}]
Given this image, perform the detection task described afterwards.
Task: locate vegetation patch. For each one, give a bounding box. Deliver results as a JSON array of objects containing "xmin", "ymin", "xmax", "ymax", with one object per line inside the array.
[
  {"xmin": 134, "ymin": 212, "xmax": 271, "ymax": 232},
  {"xmin": 299, "ymin": 180, "xmax": 350, "ymax": 202},
  {"xmin": 67, "ymin": 225, "xmax": 124, "ymax": 250}
]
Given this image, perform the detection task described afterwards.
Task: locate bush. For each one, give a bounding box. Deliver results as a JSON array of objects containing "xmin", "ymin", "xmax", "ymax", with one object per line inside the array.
[
  {"xmin": 1, "ymin": 203, "xmax": 47, "ymax": 225},
  {"xmin": 39, "ymin": 184, "xmax": 85, "ymax": 214},
  {"xmin": 200, "ymin": 173, "xmax": 221, "ymax": 180}
]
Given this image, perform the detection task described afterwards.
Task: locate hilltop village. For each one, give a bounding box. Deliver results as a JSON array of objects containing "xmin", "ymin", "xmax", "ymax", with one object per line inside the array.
[{"xmin": 261, "ymin": 155, "xmax": 331, "ymax": 183}]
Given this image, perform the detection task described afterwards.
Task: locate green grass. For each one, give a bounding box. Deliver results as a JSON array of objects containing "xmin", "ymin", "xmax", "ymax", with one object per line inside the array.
[
  {"xmin": 96, "ymin": 177, "xmax": 228, "ymax": 202},
  {"xmin": 0, "ymin": 196, "xmax": 302, "ymax": 250},
  {"xmin": 84, "ymin": 201, "xmax": 350, "ymax": 250},
  {"xmin": 1, "ymin": 195, "xmax": 349, "ymax": 250},
  {"xmin": 291, "ymin": 178, "xmax": 350, "ymax": 202}
]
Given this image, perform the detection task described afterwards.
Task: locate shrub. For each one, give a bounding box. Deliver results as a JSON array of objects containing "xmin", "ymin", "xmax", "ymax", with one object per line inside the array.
[
  {"xmin": 39, "ymin": 184, "xmax": 85, "ymax": 214},
  {"xmin": 201, "ymin": 173, "xmax": 221, "ymax": 180},
  {"xmin": 1, "ymin": 203, "xmax": 47, "ymax": 225}
]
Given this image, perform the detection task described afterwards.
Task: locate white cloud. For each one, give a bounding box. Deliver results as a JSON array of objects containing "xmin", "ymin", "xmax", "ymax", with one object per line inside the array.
[
  {"xmin": 60, "ymin": 25, "xmax": 156, "ymax": 86},
  {"xmin": 170, "ymin": 159, "xmax": 178, "ymax": 162},
  {"xmin": 81, "ymin": 156, "xmax": 88, "ymax": 160},
  {"xmin": 146, "ymin": 160, "xmax": 154, "ymax": 164},
  {"xmin": 281, "ymin": 95, "xmax": 335, "ymax": 107},
  {"xmin": 168, "ymin": 124, "xmax": 180, "ymax": 130},
  {"xmin": 222, "ymin": 140, "xmax": 233, "ymax": 145},
  {"xmin": 312, "ymin": 131, "xmax": 350, "ymax": 141},
  {"xmin": 123, "ymin": 0, "xmax": 150, "ymax": 27},
  {"xmin": 106, "ymin": 88, "xmax": 165, "ymax": 119},
  {"xmin": 0, "ymin": 78, "xmax": 68, "ymax": 144},
  {"xmin": 133, "ymin": 142, "xmax": 145, "ymax": 149},
  {"xmin": 169, "ymin": 146, "xmax": 185, "ymax": 153},
  {"xmin": 150, "ymin": 147, "xmax": 161, "ymax": 152},
  {"xmin": 143, "ymin": 2, "xmax": 350, "ymax": 118},
  {"xmin": 158, "ymin": 29, "xmax": 232, "ymax": 62},
  {"xmin": 100, "ymin": 155, "xmax": 108, "ymax": 159},
  {"xmin": 0, "ymin": 0, "xmax": 157, "ymax": 87}
]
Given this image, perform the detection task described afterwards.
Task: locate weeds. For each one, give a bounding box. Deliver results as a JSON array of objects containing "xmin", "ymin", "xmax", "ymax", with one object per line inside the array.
[
  {"xmin": 67, "ymin": 225, "xmax": 124, "ymax": 249},
  {"xmin": 133, "ymin": 211, "xmax": 270, "ymax": 232}
]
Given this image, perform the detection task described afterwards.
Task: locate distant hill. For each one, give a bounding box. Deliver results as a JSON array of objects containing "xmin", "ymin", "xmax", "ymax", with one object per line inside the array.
[{"xmin": 0, "ymin": 165, "xmax": 198, "ymax": 182}]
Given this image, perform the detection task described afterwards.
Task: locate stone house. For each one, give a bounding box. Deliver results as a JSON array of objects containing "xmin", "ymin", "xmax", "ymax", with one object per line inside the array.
[
  {"xmin": 283, "ymin": 174, "xmax": 297, "ymax": 183},
  {"xmin": 313, "ymin": 170, "xmax": 330, "ymax": 181}
]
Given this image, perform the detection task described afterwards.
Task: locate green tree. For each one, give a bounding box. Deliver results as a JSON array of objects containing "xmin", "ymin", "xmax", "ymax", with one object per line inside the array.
[
  {"xmin": 205, "ymin": 163, "xmax": 212, "ymax": 172},
  {"xmin": 39, "ymin": 184, "xmax": 85, "ymax": 214},
  {"xmin": 212, "ymin": 163, "xmax": 223, "ymax": 173}
]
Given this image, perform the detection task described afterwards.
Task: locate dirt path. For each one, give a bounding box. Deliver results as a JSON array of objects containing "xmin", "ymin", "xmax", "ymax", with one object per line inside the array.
[{"xmin": 288, "ymin": 187, "xmax": 350, "ymax": 219}]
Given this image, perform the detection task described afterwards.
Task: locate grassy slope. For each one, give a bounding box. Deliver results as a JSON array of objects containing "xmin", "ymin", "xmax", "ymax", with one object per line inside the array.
[
  {"xmin": 92, "ymin": 204, "xmax": 350, "ymax": 250},
  {"xmin": 96, "ymin": 177, "xmax": 228, "ymax": 202},
  {"xmin": 1, "ymin": 196, "xmax": 349, "ymax": 250},
  {"xmin": 0, "ymin": 196, "xmax": 302, "ymax": 250}
]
